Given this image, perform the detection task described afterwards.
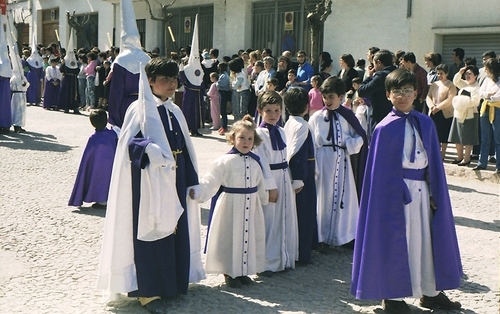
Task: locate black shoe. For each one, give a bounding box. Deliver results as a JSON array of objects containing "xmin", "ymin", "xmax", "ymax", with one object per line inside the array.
[
  {"xmin": 237, "ymin": 276, "xmax": 253, "ymax": 285},
  {"xmin": 472, "ymin": 165, "xmax": 486, "ymax": 170},
  {"xmin": 257, "ymin": 270, "xmax": 274, "ymax": 277},
  {"xmin": 341, "ymin": 239, "xmax": 355, "ymax": 250},
  {"xmin": 73, "ymin": 110, "xmax": 82, "ymax": 115},
  {"xmin": 470, "ymin": 154, "xmax": 479, "ymax": 160},
  {"xmin": 91, "ymin": 203, "xmax": 107, "ymax": 209},
  {"xmin": 13, "ymin": 126, "xmax": 26, "ymax": 133},
  {"xmin": 382, "ymin": 299, "xmax": 411, "ymax": 314},
  {"xmin": 489, "ymin": 156, "xmax": 497, "ymax": 163},
  {"xmin": 296, "ymin": 260, "xmax": 313, "ymax": 267},
  {"xmin": 0, "ymin": 127, "xmax": 10, "ymax": 135},
  {"xmin": 420, "ymin": 291, "xmax": 461, "ymax": 310},
  {"xmin": 190, "ymin": 131, "xmax": 203, "ymax": 137},
  {"xmin": 496, "ymin": 169, "xmax": 500, "ymax": 174},
  {"xmin": 224, "ymin": 275, "xmax": 242, "ymax": 288},
  {"xmin": 451, "ymin": 159, "xmax": 463, "ymax": 164},
  {"xmin": 458, "ymin": 160, "xmax": 471, "ymax": 166},
  {"xmin": 144, "ymin": 299, "xmax": 167, "ymax": 314}
]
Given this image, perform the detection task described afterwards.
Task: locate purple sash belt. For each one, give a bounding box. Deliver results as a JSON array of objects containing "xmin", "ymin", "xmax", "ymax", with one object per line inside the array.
[
  {"xmin": 222, "ymin": 186, "xmax": 258, "ymax": 194},
  {"xmin": 402, "ymin": 168, "xmax": 427, "ymax": 205},
  {"xmin": 270, "ymin": 162, "xmax": 288, "ymax": 170}
]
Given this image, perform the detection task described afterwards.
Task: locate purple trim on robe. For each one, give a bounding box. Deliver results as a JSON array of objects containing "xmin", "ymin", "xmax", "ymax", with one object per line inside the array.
[
  {"xmin": 334, "ymin": 105, "xmax": 368, "ymax": 198},
  {"xmin": 0, "ymin": 77, "xmax": 12, "ymax": 128},
  {"xmin": 107, "ymin": 64, "xmax": 140, "ymax": 128},
  {"xmin": 68, "ymin": 129, "xmax": 118, "ymax": 206},
  {"xmin": 179, "ymin": 71, "xmax": 206, "ymax": 132},
  {"xmin": 43, "ymin": 78, "xmax": 61, "ymax": 109},
  {"xmin": 351, "ymin": 109, "xmax": 463, "ymax": 300}
]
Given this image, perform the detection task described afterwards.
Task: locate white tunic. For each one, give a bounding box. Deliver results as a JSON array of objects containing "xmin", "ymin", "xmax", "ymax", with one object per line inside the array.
[
  {"xmin": 10, "ymin": 77, "xmax": 29, "ymax": 127},
  {"xmin": 254, "ymin": 127, "xmax": 299, "ymax": 271},
  {"xmin": 402, "ymin": 120, "xmax": 437, "ymax": 298},
  {"xmin": 197, "ymin": 153, "xmax": 269, "ymax": 278},
  {"xmin": 308, "ymin": 109, "xmax": 363, "ymax": 246}
]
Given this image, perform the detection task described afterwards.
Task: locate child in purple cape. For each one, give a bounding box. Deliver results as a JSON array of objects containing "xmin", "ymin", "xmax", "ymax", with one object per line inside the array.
[
  {"xmin": 68, "ymin": 109, "xmax": 117, "ymax": 208},
  {"xmin": 351, "ymin": 68, "xmax": 462, "ymax": 314}
]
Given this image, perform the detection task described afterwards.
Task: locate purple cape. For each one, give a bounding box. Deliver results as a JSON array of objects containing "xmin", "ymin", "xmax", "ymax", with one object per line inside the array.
[
  {"xmin": 26, "ymin": 64, "xmax": 43, "ymax": 104},
  {"xmin": 350, "ymin": 110, "xmax": 462, "ymax": 300},
  {"xmin": 68, "ymin": 129, "xmax": 118, "ymax": 206},
  {"xmin": 107, "ymin": 64, "xmax": 140, "ymax": 128},
  {"xmin": 180, "ymin": 71, "xmax": 206, "ymax": 131},
  {"xmin": 0, "ymin": 77, "xmax": 11, "ymax": 128}
]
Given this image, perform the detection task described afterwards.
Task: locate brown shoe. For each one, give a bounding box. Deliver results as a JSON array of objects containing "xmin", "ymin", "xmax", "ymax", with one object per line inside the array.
[
  {"xmin": 420, "ymin": 291, "xmax": 461, "ymax": 310},
  {"xmin": 382, "ymin": 299, "xmax": 411, "ymax": 314}
]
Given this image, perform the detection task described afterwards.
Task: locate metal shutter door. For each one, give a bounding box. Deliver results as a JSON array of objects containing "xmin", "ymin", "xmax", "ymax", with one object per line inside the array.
[{"xmin": 442, "ymin": 33, "xmax": 500, "ymax": 66}]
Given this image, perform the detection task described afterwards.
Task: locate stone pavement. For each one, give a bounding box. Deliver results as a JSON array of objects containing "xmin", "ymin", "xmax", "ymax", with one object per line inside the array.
[{"xmin": 0, "ymin": 106, "xmax": 498, "ymax": 314}]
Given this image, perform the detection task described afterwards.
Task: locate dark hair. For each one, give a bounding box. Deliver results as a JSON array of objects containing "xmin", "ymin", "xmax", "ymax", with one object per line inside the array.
[
  {"xmin": 262, "ymin": 48, "xmax": 272, "ymax": 56},
  {"xmin": 484, "ymin": 58, "xmax": 500, "ymax": 82},
  {"xmin": 218, "ymin": 61, "xmax": 228, "ymax": 74},
  {"xmin": 385, "ymin": 68, "xmax": 417, "ymax": 92},
  {"xmin": 257, "ymin": 91, "xmax": 282, "ymax": 110},
  {"xmin": 288, "ymin": 68, "xmax": 297, "ymax": 76},
  {"xmin": 87, "ymin": 52, "xmax": 97, "ymax": 61},
  {"xmin": 356, "ymin": 58, "xmax": 366, "ymax": 67},
  {"xmin": 78, "ymin": 54, "xmax": 88, "ymax": 63},
  {"xmin": 340, "ymin": 54, "xmax": 355, "ymax": 68},
  {"xmin": 267, "ymin": 77, "xmax": 279, "ymax": 87},
  {"xmin": 320, "ymin": 59, "xmax": 332, "ymax": 71},
  {"xmin": 222, "ymin": 56, "xmax": 231, "ymax": 63},
  {"xmin": 320, "ymin": 76, "xmax": 346, "ymax": 96},
  {"xmin": 98, "ymin": 52, "xmax": 108, "ymax": 59},
  {"xmin": 464, "ymin": 57, "xmax": 476, "ymax": 66},
  {"xmin": 103, "ymin": 60, "xmax": 111, "ymax": 66},
  {"xmin": 320, "ymin": 51, "xmax": 331, "ymax": 61},
  {"xmin": 145, "ymin": 57, "xmax": 179, "ymax": 81},
  {"xmin": 284, "ymin": 87, "xmax": 309, "ymax": 115},
  {"xmin": 435, "ymin": 63, "xmax": 449, "ymax": 74},
  {"xmin": 482, "ymin": 50, "xmax": 496, "ymax": 59},
  {"xmin": 297, "ymin": 50, "xmax": 306, "ymax": 57},
  {"xmin": 311, "ymin": 74, "xmax": 323, "ymax": 86},
  {"xmin": 210, "ymin": 72, "xmax": 218, "ymax": 80},
  {"xmin": 352, "ymin": 76, "xmax": 362, "ymax": 85},
  {"xmin": 437, "ymin": 53, "xmax": 442, "ymax": 65},
  {"xmin": 424, "ymin": 52, "xmax": 440, "ymax": 67},
  {"xmin": 402, "ymin": 52, "xmax": 416, "ymax": 64},
  {"xmin": 395, "ymin": 50, "xmax": 406, "ymax": 60},
  {"xmin": 368, "ymin": 47, "xmax": 380, "ymax": 55},
  {"xmin": 113, "ymin": 47, "xmax": 120, "ymax": 54},
  {"xmin": 210, "ymin": 48, "xmax": 219, "ymax": 58},
  {"xmin": 89, "ymin": 109, "xmax": 108, "ymax": 131},
  {"xmin": 465, "ymin": 65, "xmax": 479, "ymax": 77},
  {"xmin": 374, "ymin": 50, "xmax": 393, "ymax": 67},
  {"xmin": 254, "ymin": 60, "xmax": 264, "ymax": 69},
  {"xmin": 228, "ymin": 59, "xmax": 244, "ymax": 73},
  {"xmin": 453, "ymin": 48, "xmax": 465, "ymax": 60},
  {"xmin": 49, "ymin": 58, "xmax": 58, "ymax": 64}
]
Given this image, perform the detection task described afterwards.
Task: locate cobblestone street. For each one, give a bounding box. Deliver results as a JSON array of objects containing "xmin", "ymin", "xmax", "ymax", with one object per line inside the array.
[{"xmin": 0, "ymin": 106, "xmax": 498, "ymax": 313}]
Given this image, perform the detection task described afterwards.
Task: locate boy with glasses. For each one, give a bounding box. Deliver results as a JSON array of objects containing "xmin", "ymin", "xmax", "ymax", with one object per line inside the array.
[{"xmin": 351, "ymin": 68, "xmax": 462, "ymax": 314}]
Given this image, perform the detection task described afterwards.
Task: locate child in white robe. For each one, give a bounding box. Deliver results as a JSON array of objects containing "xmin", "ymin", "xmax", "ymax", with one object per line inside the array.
[
  {"xmin": 190, "ymin": 116, "xmax": 269, "ymax": 288},
  {"xmin": 308, "ymin": 76, "xmax": 365, "ymax": 249},
  {"xmin": 254, "ymin": 91, "xmax": 299, "ymax": 274}
]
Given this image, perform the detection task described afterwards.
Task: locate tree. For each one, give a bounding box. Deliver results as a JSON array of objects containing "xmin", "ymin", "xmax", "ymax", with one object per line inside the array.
[
  {"xmin": 143, "ymin": 0, "xmax": 177, "ymax": 55},
  {"xmin": 305, "ymin": 0, "xmax": 332, "ymax": 71}
]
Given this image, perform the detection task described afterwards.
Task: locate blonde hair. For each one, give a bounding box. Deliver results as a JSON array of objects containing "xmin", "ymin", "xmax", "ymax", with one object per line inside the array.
[{"xmin": 226, "ymin": 115, "xmax": 262, "ymax": 147}]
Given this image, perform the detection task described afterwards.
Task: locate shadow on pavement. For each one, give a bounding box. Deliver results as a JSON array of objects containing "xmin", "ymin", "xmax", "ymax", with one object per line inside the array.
[
  {"xmin": 71, "ymin": 207, "xmax": 106, "ymax": 218},
  {"xmin": 0, "ymin": 131, "xmax": 73, "ymax": 152},
  {"xmin": 454, "ymin": 216, "xmax": 499, "ymax": 232},
  {"xmin": 447, "ymin": 184, "xmax": 498, "ymax": 197}
]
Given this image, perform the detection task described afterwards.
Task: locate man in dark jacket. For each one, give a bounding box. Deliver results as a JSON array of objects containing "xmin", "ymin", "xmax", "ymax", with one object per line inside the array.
[{"xmin": 357, "ymin": 49, "xmax": 397, "ymax": 130}]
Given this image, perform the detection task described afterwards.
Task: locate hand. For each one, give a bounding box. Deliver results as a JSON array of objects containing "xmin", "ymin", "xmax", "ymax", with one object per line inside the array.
[
  {"xmin": 294, "ymin": 186, "xmax": 303, "ymax": 194},
  {"xmin": 268, "ymin": 189, "xmax": 278, "ymax": 203},
  {"xmin": 189, "ymin": 188, "xmax": 196, "ymax": 200},
  {"xmin": 459, "ymin": 66, "xmax": 467, "ymax": 74},
  {"xmin": 431, "ymin": 106, "xmax": 440, "ymax": 114},
  {"xmin": 430, "ymin": 197, "xmax": 437, "ymax": 211},
  {"xmin": 353, "ymin": 98, "xmax": 363, "ymax": 106}
]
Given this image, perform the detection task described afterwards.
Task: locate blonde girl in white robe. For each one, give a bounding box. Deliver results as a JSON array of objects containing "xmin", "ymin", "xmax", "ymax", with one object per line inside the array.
[{"xmin": 191, "ymin": 116, "xmax": 269, "ymax": 287}]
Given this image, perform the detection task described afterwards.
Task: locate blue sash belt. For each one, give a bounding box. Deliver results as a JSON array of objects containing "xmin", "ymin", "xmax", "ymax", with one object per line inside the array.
[
  {"xmin": 402, "ymin": 168, "xmax": 427, "ymax": 205},
  {"xmin": 270, "ymin": 162, "xmax": 288, "ymax": 170},
  {"xmin": 222, "ymin": 186, "xmax": 258, "ymax": 194}
]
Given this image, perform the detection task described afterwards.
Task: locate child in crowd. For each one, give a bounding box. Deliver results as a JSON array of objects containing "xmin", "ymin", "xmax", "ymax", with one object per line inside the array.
[
  {"xmin": 84, "ymin": 52, "xmax": 98, "ymax": 110},
  {"xmin": 101, "ymin": 60, "xmax": 111, "ymax": 110},
  {"xmin": 283, "ymin": 88, "xmax": 318, "ymax": 265},
  {"xmin": 190, "ymin": 115, "xmax": 269, "ymax": 288},
  {"xmin": 308, "ymin": 75, "xmax": 324, "ymax": 117},
  {"xmin": 217, "ymin": 62, "xmax": 231, "ymax": 135},
  {"xmin": 207, "ymin": 72, "xmax": 221, "ymax": 131},
  {"xmin": 42, "ymin": 58, "xmax": 62, "ymax": 110},
  {"xmin": 282, "ymin": 69, "xmax": 301, "ymax": 94},
  {"xmin": 308, "ymin": 76, "xmax": 367, "ymax": 252},
  {"xmin": 229, "ymin": 58, "xmax": 251, "ymax": 121},
  {"xmin": 346, "ymin": 76, "xmax": 370, "ymax": 134},
  {"xmin": 351, "ymin": 68, "xmax": 462, "ymax": 314},
  {"xmin": 254, "ymin": 91, "xmax": 298, "ymax": 275},
  {"xmin": 267, "ymin": 78, "xmax": 278, "ymax": 92},
  {"xmin": 68, "ymin": 109, "xmax": 118, "ymax": 208}
]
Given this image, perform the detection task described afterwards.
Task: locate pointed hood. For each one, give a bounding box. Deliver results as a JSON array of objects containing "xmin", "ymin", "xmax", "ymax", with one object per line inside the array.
[
  {"xmin": 0, "ymin": 14, "xmax": 13, "ymax": 78},
  {"xmin": 64, "ymin": 31, "xmax": 78, "ymax": 69},
  {"xmin": 183, "ymin": 14, "xmax": 203, "ymax": 86},
  {"xmin": 6, "ymin": 12, "xmax": 27, "ymax": 85},
  {"xmin": 114, "ymin": 0, "xmax": 150, "ymax": 74},
  {"xmin": 26, "ymin": 7, "xmax": 43, "ymax": 68}
]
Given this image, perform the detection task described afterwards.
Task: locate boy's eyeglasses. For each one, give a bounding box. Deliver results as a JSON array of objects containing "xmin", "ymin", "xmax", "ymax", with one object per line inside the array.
[{"xmin": 390, "ymin": 88, "xmax": 415, "ymax": 97}]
